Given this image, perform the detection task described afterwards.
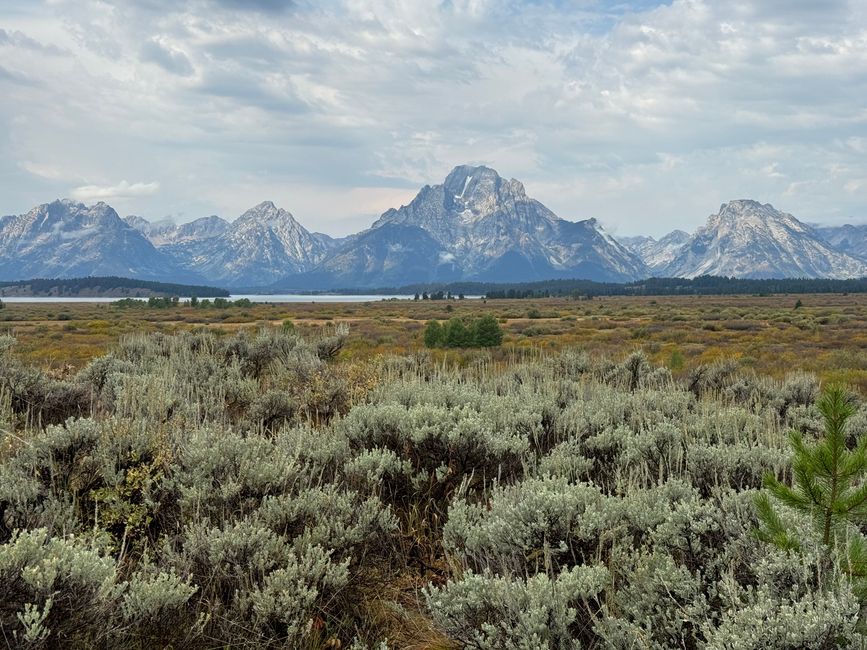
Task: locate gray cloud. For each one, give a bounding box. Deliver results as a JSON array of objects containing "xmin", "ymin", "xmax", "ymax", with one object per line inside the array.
[
  {"xmin": 0, "ymin": 0, "xmax": 865, "ymax": 236},
  {"xmin": 0, "ymin": 28, "xmax": 65, "ymax": 55},
  {"xmin": 0, "ymin": 64, "xmax": 36, "ymax": 86},
  {"xmin": 194, "ymin": 67, "xmax": 309, "ymax": 113},
  {"xmin": 140, "ymin": 39, "xmax": 194, "ymax": 76},
  {"xmin": 210, "ymin": 0, "xmax": 295, "ymax": 12}
]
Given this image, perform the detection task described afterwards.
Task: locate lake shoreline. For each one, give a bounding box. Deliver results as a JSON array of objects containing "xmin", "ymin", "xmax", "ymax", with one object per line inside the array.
[{"xmin": 0, "ymin": 293, "xmax": 424, "ymax": 304}]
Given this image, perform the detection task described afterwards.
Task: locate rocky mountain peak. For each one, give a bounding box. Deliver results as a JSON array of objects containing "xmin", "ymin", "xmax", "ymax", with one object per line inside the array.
[
  {"xmin": 20, "ymin": 200, "xmax": 123, "ymax": 234},
  {"xmin": 706, "ymin": 200, "xmax": 812, "ymax": 239},
  {"xmin": 663, "ymin": 199, "xmax": 867, "ymax": 279},
  {"xmin": 441, "ymin": 165, "xmax": 530, "ymax": 221},
  {"xmin": 0, "ymin": 198, "xmax": 199, "ymax": 283},
  {"xmin": 237, "ymin": 200, "xmax": 287, "ymax": 224},
  {"xmin": 363, "ymin": 165, "xmax": 646, "ymax": 284},
  {"xmin": 662, "ymin": 229, "xmax": 690, "ymax": 243}
]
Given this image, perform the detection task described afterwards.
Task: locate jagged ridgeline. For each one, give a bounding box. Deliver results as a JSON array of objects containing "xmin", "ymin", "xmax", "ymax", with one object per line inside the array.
[
  {"xmin": 4, "ymin": 167, "xmax": 863, "ymax": 290},
  {"xmin": 2, "ymin": 328, "xmax": 867, "ymax": 647}
]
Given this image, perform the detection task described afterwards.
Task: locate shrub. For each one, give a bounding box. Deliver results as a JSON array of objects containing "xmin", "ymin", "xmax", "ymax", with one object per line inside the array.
[
  {"xmin": 424, "ymin": 316, "xmax": 503, "ymax": 349},
  {"xmin": 425, "ymin": 566, "xmax": 608, "ymax": 649},
  {"xmin": 1, "ymin": 330, "xmax": 864, "ymax": 647},
  {"xmin": 0, "ymin": 529, "xmax": 120, "ymax": 647}
]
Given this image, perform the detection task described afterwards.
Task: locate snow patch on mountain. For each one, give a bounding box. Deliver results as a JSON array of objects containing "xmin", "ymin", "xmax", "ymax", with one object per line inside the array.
[{"xmin": 369, "ymin": 165, "xmax": 647, "ymax": 283}]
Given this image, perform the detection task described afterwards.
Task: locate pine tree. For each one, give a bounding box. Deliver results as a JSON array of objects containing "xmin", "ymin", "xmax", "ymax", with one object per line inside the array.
[
  {"xmin": 444, "ymin": 318, "xmax": 471, "ymax": 348},
  {"xmin": 473, "ymin": 314, "xmax": 503, "ymax": 347},
  {"xmin": 756, "ymin": 385, "xmax": 867, "ymax": 588},
  {"xmin": 424, "ymin": 320, "xmax": 443, "ymax": 348}
]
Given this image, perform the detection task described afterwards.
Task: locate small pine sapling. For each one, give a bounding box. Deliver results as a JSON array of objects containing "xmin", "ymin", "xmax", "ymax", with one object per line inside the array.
[{"xmin": 756, "ymin": 385, "xmax": 867, "ymax": 592}]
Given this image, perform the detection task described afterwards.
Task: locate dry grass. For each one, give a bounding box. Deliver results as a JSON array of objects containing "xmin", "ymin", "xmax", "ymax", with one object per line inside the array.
[{"xmin": 2, "ymin": 292, "xmax": 866, "ymax": 393}]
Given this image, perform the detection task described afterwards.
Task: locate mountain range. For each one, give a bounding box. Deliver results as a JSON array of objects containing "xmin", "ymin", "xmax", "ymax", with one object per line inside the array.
[{"xmin": 1, "ymin": 165, "xmax": 865, "ymax": 288}]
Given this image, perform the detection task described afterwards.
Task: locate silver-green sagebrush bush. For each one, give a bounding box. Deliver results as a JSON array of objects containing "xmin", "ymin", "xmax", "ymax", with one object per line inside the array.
[
  {"xmin": 425, "ymin": 565, "xmax": 609, "ymax": 649},
  {"xmin": 0, "ymin": 328, "xmax": 866, "ymax": 647}
]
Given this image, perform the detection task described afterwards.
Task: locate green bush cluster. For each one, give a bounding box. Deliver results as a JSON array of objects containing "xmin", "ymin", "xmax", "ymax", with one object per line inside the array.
[
  {"xmin": 423, "ymin": 315, "xmax": 503, "ymax": 348},
  {"xmin": 1, "ymin": 330, "xmax": 866, "ymax": 647}
]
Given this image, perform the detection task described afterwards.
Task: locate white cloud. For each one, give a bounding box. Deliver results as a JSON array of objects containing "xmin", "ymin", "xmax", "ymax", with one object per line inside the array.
[
  {"xmin": 19, "ymin": 160, "xmax": 74, "ymax": 181},
  {"xmin": 0, "ymin": 0, "xmax": 864, "ymax": 234},
  {"xmin": 70, "ymin": 181, "xmax": 161, "ymax": 201}
]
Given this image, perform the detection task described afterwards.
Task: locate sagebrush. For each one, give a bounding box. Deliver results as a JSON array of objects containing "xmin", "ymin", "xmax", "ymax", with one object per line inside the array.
[{"xmin": 1, "ymin": 328, "xmax": 865, "ymax": 648}]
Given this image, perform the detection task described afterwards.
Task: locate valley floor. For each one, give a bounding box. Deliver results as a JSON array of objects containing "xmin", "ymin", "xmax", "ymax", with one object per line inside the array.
[
  {"xmin": 1, "ymin": 317, "xmax": 866, "ymax": 647},
  {"xmin": 2, "ymin": 292, "xmax": 865, "ymax": 393},
  {"xmin": 2, "ymin": 295, "xmax": 867, "ymax": 647}
]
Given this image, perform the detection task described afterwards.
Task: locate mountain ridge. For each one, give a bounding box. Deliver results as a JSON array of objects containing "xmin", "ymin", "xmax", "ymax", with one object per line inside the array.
[
  {"xmin": 0, "ymin": 199, "xmax": 203, "ymax": 283},
  {"xmin": 2, "ymin": 168, "xmax": 866, "ymax": 287},
  {"xmin": 645, "ymin": 200, "xmax": 867, "ymax": 280}
]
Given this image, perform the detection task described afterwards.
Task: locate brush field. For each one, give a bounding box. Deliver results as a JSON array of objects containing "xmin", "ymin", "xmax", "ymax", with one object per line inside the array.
[
  {"xmin": 1, "ymin": 293, "xmax": 866, "ymax": 648},
  {"xmin": 2, "ymin": 293, "xmax": 866, "ymax": 392}
]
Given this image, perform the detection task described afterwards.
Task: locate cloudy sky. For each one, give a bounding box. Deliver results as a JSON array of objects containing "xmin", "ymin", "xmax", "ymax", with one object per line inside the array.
[{"xmin": 1, "ymin": 0, "xmax": 865, "ymax": 237}]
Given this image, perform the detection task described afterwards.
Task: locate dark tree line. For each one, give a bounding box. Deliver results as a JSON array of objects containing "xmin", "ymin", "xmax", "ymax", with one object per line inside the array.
[
  {"xmin": 327, "ymin": 275, "xmax": 867, "ymax": 299},
  {"xmin": 115, "ymin": 297, "xmax": 254, "ymax": 309},
  {"xmin": 482, "ymin": 275, "xmax": 867, "ymax": 299},
  {"xmin": 0, "ymin": 276, "xmax": 229, "ymax": 297}
]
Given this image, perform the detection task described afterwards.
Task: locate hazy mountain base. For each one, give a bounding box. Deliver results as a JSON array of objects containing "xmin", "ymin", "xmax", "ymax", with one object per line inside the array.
[{"xmin": 1, "ymin": 330, "xmax": 866, "ymax": 648}]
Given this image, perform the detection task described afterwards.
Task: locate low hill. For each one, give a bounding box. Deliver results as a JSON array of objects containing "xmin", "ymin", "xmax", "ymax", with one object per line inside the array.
[{"xmin": 0, "ymin": 276, "xmax": 229, "ymax": 298}]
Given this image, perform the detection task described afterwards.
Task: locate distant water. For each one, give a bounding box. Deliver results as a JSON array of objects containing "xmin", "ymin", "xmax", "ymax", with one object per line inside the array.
[{"xmin": 1, "ymin": 294, "xmax": 420, "ymax": 304}]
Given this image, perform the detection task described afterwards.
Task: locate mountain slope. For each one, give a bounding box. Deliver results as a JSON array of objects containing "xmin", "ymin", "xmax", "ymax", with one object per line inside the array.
[
  {"xmin": 0, "ymin": 200, "xmax": 198, "ymax": 282},
  {"xmin": 622, "ymin": 230, "xmax": 691, "ymax": 273},
  {"xmin": 126, "ymin": 214, "xmax": 231, "ymax": 246},
  {"xmin": 367, "ymin": 165, "xmax": 647, "ymax": 282},
  {"xmin": 4, "ymin": 190, "xmax": 865, "ymax": 288},
  {"xmin": 815, "ymin": 224, "xmax": 867, "ymax": 261},
  {"xmin": 663, "ymin": 200, "xmax": 867, "ymax": 279},
  {"xmin": 180, "ymin": 201, "xmax": 334, "ymax": 287},
  {"xmin": 276, "ymin": 223, "xmax": 462, "ymax": 289}
]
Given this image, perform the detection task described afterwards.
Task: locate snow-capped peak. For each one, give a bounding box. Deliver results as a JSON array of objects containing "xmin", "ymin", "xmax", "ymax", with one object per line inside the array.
[
  {"xmin": 664, "ymin": 199, "xmax": 867, "ymax": 279},
  {"xmin": 368, "ymin": 164, "xmax": 647, "ymax": 282}
]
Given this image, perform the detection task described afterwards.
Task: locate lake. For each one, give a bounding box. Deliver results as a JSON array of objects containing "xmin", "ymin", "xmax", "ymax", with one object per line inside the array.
[{"xmin": 0, "ymin": 294, "xmax": 420, "ymax": 304}]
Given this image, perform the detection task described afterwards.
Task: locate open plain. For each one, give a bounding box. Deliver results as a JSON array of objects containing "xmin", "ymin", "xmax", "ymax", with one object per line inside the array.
[{"xmin": 2, "ymin": 293, "xmax": 865, "ymax": 393}]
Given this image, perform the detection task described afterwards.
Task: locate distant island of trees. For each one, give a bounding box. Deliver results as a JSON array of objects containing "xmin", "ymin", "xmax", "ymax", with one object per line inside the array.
[{"xmin": 0, "ymin": 276, "xmax": 230, "ymax": 298}]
